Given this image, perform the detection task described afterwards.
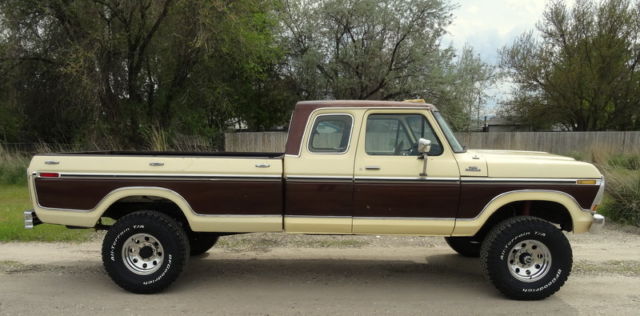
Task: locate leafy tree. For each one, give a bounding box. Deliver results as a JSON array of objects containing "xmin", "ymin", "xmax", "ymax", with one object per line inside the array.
[
  {"xmin": 0, "ymin": 0, "xmax": 291, "ymax": 147},
  {"xmin": 500, "ymin": 0, "xmax": 640, "ymax": 131},
  {"xmin": 279, "ymin": 0, "xmax": 494, "ymax": 131}
]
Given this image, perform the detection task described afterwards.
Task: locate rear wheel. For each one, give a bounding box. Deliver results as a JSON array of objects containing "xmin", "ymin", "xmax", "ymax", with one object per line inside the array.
[
  {"xmin": 188, "ymin": 232, "xmax": 220, "ymax": 256},
  {"xmin": 444, "ymin": 237, "xmax": 481, "ymax": 257},
  {"xmin": 102, "ymin": 211, "xmax": 190, "ymax": 294},
  {"xmin": 480, "ymin": 216, "xmax": 572, "ymax": 300}
]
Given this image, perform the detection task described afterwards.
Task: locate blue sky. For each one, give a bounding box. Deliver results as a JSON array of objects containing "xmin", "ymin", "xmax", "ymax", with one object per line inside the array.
[{"xmin": 443, "ymin": 0, "xmax": 570, "ymax": 113}]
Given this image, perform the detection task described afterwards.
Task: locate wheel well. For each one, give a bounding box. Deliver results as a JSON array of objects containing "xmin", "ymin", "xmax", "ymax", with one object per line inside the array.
[
  {"xmin": 472, "ymin": 200, "xmax": 573, "ymax": 242},
  {"xmin": 101, "ymin": 196, "xmax": 190, "ymax": 229}
]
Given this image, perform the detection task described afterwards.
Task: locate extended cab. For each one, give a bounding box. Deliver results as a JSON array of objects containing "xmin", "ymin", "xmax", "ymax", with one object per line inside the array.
[{"xmin": 25, "ymin": 100, "xmax": 605, "ymax": 300}]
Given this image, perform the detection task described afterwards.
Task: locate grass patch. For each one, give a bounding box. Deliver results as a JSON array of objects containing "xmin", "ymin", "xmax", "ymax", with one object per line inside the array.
[
  {"xmin": 0, "ymin": 184, "xmax": 93, "ymax": 242},
  {"xmin": 0, "ymin": 146, "xmax": 29, "ymax": 185},
  {"xmin": 597, "ymin": 154, "xmax": 640, "ymax": 227},
  {"xmin": 573, "ymin": 150, "xmax": 640, "ymax": 227}
]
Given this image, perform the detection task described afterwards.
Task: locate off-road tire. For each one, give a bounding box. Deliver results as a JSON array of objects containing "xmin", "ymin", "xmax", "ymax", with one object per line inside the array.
[
  {"xmin": 480, "ymin": 216, "xmax": 572, "ymax": 300},
  {"xmin": 188, "ymin": 232, "xmax": 220, "ymax": 256},
  {"xmin": 102, "ymin": 211, "xmax": 190, "ymax": 294},
  {"xmin": 445, "ymin": 237, "xmax": 481, "ymax": 257}
]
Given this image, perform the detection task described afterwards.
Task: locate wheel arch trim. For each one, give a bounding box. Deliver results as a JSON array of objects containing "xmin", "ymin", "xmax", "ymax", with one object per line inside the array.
[
  {"xmin": 453, "ymin": 189, "xmax": 593, "ymax": 236},
  {"xmin": 34, "ymin": 187, "xmax": 198, "ymax": 228}
]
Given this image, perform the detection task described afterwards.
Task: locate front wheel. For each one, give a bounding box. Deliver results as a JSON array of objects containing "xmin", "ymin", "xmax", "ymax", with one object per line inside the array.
[
  {"xmin": 102, "ymin": 211, "xmax": 190, "ymax": 294},
  {"xmin": 480, "ymin": 216, "xmax": 572, "ymax": 300}
]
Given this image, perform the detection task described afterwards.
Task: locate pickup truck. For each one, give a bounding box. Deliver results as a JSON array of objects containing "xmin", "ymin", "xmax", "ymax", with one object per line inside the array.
[{"xmin": 24, "ymin": 99, "xmax": 605, "ymax": 300}]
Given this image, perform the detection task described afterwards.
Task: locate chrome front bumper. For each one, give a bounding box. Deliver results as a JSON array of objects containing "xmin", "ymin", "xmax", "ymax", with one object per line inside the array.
[
  {"xmin": 24, "ymin": 210, "xmax": 42, "ymax": 229},
  {"xmin": 590, "ymin": 214, "xmax": 605, "ymax": 233}
]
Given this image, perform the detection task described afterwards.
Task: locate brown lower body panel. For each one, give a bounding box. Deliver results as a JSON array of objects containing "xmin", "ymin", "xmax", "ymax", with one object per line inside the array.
[
  {"xmin": 35, "ymin": 178, "xmax": 282, "ymax": 215},
  {"xmin": 457, "ymin": 183, "xmax": 599, "ymax": 218},
  {"xmin": 354, "ymin": 181, "xmax": 460, "ymax": 218},
  {"xmin": 285, "ymin": 180, "xmax": 353, "ymax": 217}
]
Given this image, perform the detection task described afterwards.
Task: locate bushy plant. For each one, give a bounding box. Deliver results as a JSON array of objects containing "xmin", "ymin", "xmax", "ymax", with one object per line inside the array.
[
  {"xmin": 598, "ymin": 153, "xmax": 640, "ymax": 227},
  {"xmin": 0, "ymin": 146, "xmax": 29, "ymax": 185}
]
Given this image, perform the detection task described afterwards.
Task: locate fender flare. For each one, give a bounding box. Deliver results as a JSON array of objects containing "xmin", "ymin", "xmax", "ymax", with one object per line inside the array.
[
  {"xmin": 35, "ymin": 186, "xmax": 197, "ymax": 228},
  {"xmin": 452, "ymin": 189, "xmax": 592, "ymax": 236}
]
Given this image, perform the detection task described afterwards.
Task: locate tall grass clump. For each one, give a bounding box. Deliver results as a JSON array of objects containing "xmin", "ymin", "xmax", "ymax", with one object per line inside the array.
[
  {"xmin": 0, "ymin": 145, "xmax": 29, "ymax": 185},
  {"xmin": 591, "ymin": 150, "xmax": 640, "ymax": 227}
]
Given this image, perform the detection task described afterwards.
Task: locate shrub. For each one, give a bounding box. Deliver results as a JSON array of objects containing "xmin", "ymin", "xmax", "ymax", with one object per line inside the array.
[
  {"xmin": 598, "ymin": 154, "xmax": 640, "ymax": 227},
  {"xmin": 0, "ymin": 146, "xmax": 29, "ymax": 185}
]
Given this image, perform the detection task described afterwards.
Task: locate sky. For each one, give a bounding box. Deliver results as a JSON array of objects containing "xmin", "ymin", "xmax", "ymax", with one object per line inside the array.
[
  {"xmin": 443, "ymin": 0, "xmax": 570, "ymax": 113},
  {"xmin": 444, "ymin": 0, "xmax": 551, "ymax": 64}
]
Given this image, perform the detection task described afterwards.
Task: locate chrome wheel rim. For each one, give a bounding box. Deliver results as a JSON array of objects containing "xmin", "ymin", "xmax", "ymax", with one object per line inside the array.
[
  {"xmin": 122, "ymin": 233, "xmax": 164, "ymax": 275},
  {"xmin": 507, "ymin": 239, "xmax": 552, "ymax": 283}
]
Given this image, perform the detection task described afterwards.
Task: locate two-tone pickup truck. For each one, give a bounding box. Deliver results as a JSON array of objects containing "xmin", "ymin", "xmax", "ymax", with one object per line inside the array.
[{"xmin": 24, "ymin": 100, "xmax": 605, "ymax": 300}]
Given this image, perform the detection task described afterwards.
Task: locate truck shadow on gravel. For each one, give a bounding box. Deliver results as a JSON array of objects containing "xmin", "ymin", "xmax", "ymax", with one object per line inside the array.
[{"xmin": 175, "ymin": 253, "xmax": 499, "ymax": 298}]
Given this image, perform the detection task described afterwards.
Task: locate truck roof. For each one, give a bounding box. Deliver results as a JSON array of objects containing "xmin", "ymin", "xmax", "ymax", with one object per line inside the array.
[
  {"xmin": 286, "ymin": 100, "xmax": 438, "ymax": 156},
  {"xmin": 295, "ymin": 100, "xmax": 437, "ymax": 111}
]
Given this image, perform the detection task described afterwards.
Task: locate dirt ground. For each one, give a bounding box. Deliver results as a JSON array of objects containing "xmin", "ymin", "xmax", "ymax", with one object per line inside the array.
[{"xmin": 1, "ymin": 225, "xmax": 639, "ymax": 315}]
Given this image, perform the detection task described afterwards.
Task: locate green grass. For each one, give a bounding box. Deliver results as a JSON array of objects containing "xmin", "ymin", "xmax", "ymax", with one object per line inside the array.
[{"xmin": 0, "ymin": 184, "xmax": 93, "ymax": 242}]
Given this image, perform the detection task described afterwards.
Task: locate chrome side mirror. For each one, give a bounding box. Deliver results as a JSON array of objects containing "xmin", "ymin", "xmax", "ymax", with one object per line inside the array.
[
  {"xmin": 418, "ymin": 138, "xmax": 431, "ymax": 177},
  {"xmin": 418, "ymin": 138, "xmax": 431, "ymax": 154}
]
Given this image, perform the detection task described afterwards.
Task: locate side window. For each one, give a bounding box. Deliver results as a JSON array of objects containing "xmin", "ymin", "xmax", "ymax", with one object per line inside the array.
[
  {"xmin": 365, "ymin": 114, "xmax": 443, "ymax": 156},
  {"xmin": 308, "ymin": 115, "xmax": 353, "ymax": 153}
]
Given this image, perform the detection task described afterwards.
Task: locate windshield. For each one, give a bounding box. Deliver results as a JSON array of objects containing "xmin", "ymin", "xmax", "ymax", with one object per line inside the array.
[{"xmin": 434, "ymin": 112, "xmax": 465, "ymax": 153}]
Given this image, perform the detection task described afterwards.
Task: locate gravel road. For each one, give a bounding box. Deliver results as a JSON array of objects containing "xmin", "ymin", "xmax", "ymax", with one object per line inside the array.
[{"xmin": 1, "ymin": 225, "xmax": 639, "ymax": 315}]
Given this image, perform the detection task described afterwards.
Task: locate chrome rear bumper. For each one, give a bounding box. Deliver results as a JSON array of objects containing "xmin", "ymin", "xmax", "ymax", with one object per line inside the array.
[
  {"xmin": 590, "ymin": 214, "xmax": 605, "ymax": 233},
  {"xmin": 24, "ymin": 210, "xmax": 42, "ymax": 229}
]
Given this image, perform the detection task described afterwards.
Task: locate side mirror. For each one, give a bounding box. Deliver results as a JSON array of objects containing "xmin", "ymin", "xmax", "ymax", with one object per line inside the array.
[
  {"xmin": 418, "ymin": 138, "xmax": 431, "ymax": 154},
  {"xmin": 418, "ymin": 138, "xmax": 431, "ymax": 177}
]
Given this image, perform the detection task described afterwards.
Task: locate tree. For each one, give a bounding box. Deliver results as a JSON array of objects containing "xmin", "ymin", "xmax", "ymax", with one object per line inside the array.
[
  {"xmin": 0, "ymin": 0, "xmax": 292, "ymax": 147},
  {"xmin": 278, "ymin": 0, "xmax": 493, "ymax": 131},
  {"xmin": 500, "ymin": 0, "xmax": 640, "ymax": 131}
]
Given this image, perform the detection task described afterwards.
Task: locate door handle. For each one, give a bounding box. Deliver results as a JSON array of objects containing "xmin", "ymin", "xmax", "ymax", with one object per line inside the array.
[
  {"xmin": 365, "ymin": 166, "xmax": 381, "ymax": 170},
  {"xmin": 149, "ymin": 162, "xmax": 164, "ymax": 167},
  {"xmin": 255, "ymin": 163, "xmax": 270, "ymax": 168}
]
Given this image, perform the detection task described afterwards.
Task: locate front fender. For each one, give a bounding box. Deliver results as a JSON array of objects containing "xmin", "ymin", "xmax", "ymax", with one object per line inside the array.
[{"xmin": 452, "ymin": 190, "xmax": 594, "ymax": 236}]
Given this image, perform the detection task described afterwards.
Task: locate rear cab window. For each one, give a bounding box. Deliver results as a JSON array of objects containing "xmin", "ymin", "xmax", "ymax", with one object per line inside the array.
[{"xmin": 308, "ymin": 114, "xmax": 353, "ymax": 154}]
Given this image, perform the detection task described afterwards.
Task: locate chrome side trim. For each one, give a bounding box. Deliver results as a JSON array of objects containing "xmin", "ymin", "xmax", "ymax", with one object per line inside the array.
[
  {"xmin": 355, "ymin": 176, "xmax": 459, "ymax": 182},
  {"xmin": 354, "ymin": 216, "xmax": 455, "ymax": 221},
  {"xmin": 461, "ymin": 177, "xmax": 602, "ymax": 185},
  {"xmin": 285, "ymin": 215, "xmax": 351, "ymax": 219},
  {"xmin": 38, "ymin": 172, "xmax": 282, "ymax": 181},
  {"xmin": 456, "ymin": 189, "xmax": 587, "ymax": 221},
  {"xmin": 286, "ymin": 175, "xmax": 352, "ymax": 183},
  {"xmin": 286, "ymin": 175, "xmax": 352, "ymax": 180}
]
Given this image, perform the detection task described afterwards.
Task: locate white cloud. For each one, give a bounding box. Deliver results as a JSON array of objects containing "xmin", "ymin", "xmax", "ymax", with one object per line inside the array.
[
  {"xmin": 444, "ymin": 0, "xmax": 550, "ymax": 63},
  {"xmin": 443, "ymin": 0, "xmax": 578, "ymax": 111}
]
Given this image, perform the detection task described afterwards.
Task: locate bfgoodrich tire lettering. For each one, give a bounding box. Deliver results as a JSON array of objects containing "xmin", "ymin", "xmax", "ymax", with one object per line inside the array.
[
  {"xmin": 102, "ymin": 211, "xmax": 190, "ymax": 294},
  {"xmin": 480, "ymin": 216, "xmax": 572, "ymax": 300}
]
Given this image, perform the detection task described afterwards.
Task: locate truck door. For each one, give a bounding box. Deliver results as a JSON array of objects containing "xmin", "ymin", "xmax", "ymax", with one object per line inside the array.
[
  {"xmin": 284, "ymin": 110, "xmax": 361, "ymax": 233},
  {"xmin": 352, "ymin": 109, "xmax": 460, "ymax": 235}
]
